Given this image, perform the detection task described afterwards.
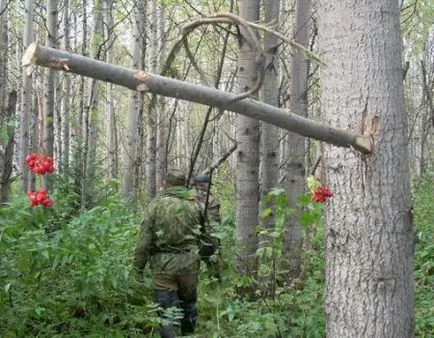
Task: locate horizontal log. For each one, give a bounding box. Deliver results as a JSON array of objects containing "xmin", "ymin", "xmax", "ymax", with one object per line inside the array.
[{"xmin": 22, "ymin": 42, "xmax": 373, "ymax": 154}]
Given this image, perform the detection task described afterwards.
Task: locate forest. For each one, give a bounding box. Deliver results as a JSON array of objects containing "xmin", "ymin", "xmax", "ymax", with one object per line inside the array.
[{"xmin": 0, "ymin": 0, "xmax": 433, "ymax": 337}]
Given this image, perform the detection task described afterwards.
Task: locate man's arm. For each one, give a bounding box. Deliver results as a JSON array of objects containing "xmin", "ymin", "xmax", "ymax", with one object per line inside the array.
[{"xmin": 133, "ymin": 214, "xmax": 153, "ymax": 272}]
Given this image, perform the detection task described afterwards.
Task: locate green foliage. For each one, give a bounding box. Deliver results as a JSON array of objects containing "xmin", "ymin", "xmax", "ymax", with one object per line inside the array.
[
  {"xmin": 1, "ymin": 176, "xmax": 432, "ymax": 337},
  {"xmin": 414, "ymin": 176, "xmax": 434, "ymax": 337},
  {"xmin": 0, "ymin": 191, "xmax": 160, "ymax": 337}
]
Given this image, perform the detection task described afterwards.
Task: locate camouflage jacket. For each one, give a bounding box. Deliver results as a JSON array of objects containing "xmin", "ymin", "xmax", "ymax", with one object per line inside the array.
[{"xmin": 133, "ymin": 186, "xmax": 212, "ymax": 273}]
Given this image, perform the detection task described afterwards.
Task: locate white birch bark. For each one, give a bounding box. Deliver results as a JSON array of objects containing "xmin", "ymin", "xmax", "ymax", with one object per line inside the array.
[{"xmin": 318, "ymin": 0, "xmax": 414, "ymax": 336}]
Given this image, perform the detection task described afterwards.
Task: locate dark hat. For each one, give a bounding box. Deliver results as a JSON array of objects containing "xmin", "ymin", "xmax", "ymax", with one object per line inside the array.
[
  {"xmin": 194, "ymin": 174, "xmax": 210, "ymax": 183},
  {"xmin": 166, "ymin": 169, "xmax": 187, "ymax": 186}
]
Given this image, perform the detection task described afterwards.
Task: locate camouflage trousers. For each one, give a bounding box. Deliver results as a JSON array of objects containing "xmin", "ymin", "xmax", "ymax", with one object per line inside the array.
[{"xmin": 151, "ymin": 258, "xmax": 199, "ymax": 338}]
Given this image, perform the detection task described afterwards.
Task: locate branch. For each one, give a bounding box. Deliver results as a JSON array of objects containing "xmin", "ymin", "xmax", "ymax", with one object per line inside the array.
[
  {"xmin": 22, "ymin": 43, "xmax": 373, "ymax": 154},
  {"xmin": 200, "ymin": 143, "xmax": 238, "ymax": 176}
]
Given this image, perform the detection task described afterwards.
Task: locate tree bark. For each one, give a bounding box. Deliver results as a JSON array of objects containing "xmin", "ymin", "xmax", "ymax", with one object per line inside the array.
[
  {"xmin": 234, "ymin": 0, "xmax": 261, "ymax": 281},
  {"xmin": 19, "ymin": 0, "xmax": 33, "ymax": 192},
  {"xmin": 122, "ymin": 0, "xmax": 145, "ymax": 200},
  {"xmin": 257, "ymin": 0, "xmax": 281, "ymax": 292},
  {"xmin": 155, "ymin": 3, "xmax": 168, "ymax": 191},
  {"xmin": 282, "ymin": 0, "xmax": 312, "ymax": 280},
  {"xmin": 22, "ymin": 43, "xmax": 373, "ymax": 154},
  {"xmin": 42, "ymin": 0, "xmax": 58, "ymax": 191},
  {"xmin": 0, "ymin": 0, "xmax": 7, "ymax": 113},
  {"xmin": 104, "ymin": 0, "xmax": 118, "ymax": 180},
  {"xmin": 60, "ymin": 0, "xmax": 71, "ymax": 176},
  {"xmin": 318, "ymin": 0, "xmax": 414, "ymax": 336},
  {"xmin": 0, "ymin": 91, "xmax": 17, "ymax": 204},
  {"xmin": 146, "ymin": 0, "xmax": 158, "ymax": 198}
]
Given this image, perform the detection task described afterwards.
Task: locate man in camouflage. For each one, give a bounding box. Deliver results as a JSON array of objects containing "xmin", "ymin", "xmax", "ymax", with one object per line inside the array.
[
  {"xmin": 193, "ymin": 173, "xmax": 222, "ymax": 281},
  {"xmin": 134, "ymin": 170, "xmax": 214, "ymax": 338}
]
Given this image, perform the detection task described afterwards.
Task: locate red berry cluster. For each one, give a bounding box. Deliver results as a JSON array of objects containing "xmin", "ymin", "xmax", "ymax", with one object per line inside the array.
[
  {"xmin": 25, "ymin": 153, "xmax": 55, "ymax": 208},
  {"xmin": 312, "ymin": 186, "xmax": 333, "ymax": 203},
  {"xmin": 27, "ymin": 188, "xmax": 53, "ymax": 208},
  {"xmin": 25, "ymin": 153, "xmax": 55, "ymax": 174}
]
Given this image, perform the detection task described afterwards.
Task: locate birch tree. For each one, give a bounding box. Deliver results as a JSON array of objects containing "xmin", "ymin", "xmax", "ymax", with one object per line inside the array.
[{"xmin": 317, "ymin": 0, "xmax": 414, "ymax": 335}]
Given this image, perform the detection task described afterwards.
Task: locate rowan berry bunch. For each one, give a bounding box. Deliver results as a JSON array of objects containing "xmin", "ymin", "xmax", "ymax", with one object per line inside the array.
[
  {"xmin": 312, "ymin": 186, "xmax": 333, "ymax": 203},
  {"xmin": 27, "ymin": 188, "xmax": 53, "ymax": 208},
  {"xmin": 25, "ymin": 153, "xmax": 55, "ymax": 208},
  {"xmin": 25, "ymin": 153, "xmax": 55, "ymax": 174}
]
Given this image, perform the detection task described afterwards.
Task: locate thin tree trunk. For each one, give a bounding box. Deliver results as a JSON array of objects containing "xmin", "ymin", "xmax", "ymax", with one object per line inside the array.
[
  {"xmin": 235, "ymin": 0, "xmax": 260, "ymax": 283},
  {"xmin": 156, "ymin": 4, "xmax": 168, "ymax": 191},
  {"xmin": 0, "ymin": 0, "xmax": 7, "ymax": 113},
  {"xmin": 146, "ymin": 0, "xmax": 158, "ymax": 198},
  {"xmin": 60, "ymin": 0, "xmax": 70, "ymax": 176},
  {"xmin": 0, "ymin": 91, "xmax": 17, "ymax": 204},
  {"xmin": 82, "ymin": 0, "xmax": 103, "ymax": 208},
  {"xmin": 43, "ymin": 0, "xmax": 57, "ymax": 190},
  {"xmin": 282, "ymin": 0, "xmax": 312, "ymax": 280},
  {"xmin": 122, "ymin": 0, "xmax": 145, "ymax": 200},
  {"xmin": 18, "ymin": 0, "xmax": 33, "ymax": 192},
  {"xmin": 258, "ymin": 0, "xmax": 281, "ymax": 294},
  {"xmin": 318, "ymin": 0, "xmax": 414, "ymax": 335},
  {"xmin": 104, "ymin": 0, "xmax": 117, "ymax": 180}
]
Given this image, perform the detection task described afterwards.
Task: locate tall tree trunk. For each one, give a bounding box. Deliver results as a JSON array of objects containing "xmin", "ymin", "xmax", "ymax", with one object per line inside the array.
[
  {"xmin": 60, "ymin": 0, "xmax": 71, "ymax": 176},
  {"xmin": 258, "ymin": 0, "xmax": 281, "ymax": 291},
  {"xmin": 318, "ymin": 0, "xmax": 414, "ymax": 336},
  {"xmin": 43, "ymin": 0, "xmax": 58, "ymax": 190},
  {"xmin": 235, "ymin": 0, "xmax": 260, "ymax": 282},
  {"xmin": 156, "ymin": 3, "xmax": 168, "ymax": 191},
  {"xmin": 0, "ymin": 0, "xmax": 7, "ymax": 113},
  {"xmin": 105, "ymin": 0, "xmax": 117, "ymax": 180},
  {"xmin": 282, "ymin": 0, "xmax": 312, "ymax": 280},
  {"xmin": 146, "ymin": 0, "xmax": 158, "ymax": 198},
  {"xmin": 18, "ymin": 0, "xmax": 33, "ymax": 192},
  {"xmin": 260, "ymin": 0, "xmax": 280, "ymax": 198},
  {"xmin": 73, "ymin": 0, "xmax": 87, "ymax": 207},
  {"xmin": 122, "ymin": 0, "xmax": 145, "ymax": 200},
  {"xmin": 82, "ymin": 0, "xmax": 103, "ymax": 208},
  {"xmin": 0, "ymin": 91, "xmax": 16, "ymax": 204}
]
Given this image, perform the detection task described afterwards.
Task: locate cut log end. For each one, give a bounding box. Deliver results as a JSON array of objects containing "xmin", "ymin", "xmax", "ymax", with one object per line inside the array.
[
  {"xmin": 21, "ymin": 42, "xmax": 39, "ymax": 67},
  {"xmin": 354, "ymin": 135, "xmax": 373, "ymax": 154}
]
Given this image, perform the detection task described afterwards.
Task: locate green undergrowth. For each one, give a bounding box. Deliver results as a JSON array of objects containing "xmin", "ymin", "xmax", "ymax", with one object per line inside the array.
[{"xmin": 0, "ymin": 176, "xmax": 432, "ymax": 337}]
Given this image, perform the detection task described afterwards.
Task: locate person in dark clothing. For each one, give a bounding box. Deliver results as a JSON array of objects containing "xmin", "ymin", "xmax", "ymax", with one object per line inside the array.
[{"xmin": 134, "ymin": 170, "xmax": 214, "ymax": 337}]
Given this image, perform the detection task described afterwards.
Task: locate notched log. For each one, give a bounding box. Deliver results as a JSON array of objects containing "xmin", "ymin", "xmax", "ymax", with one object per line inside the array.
[
  {"xmin": 48, "ymin": 59, "xmax": 70, "ymax": 71},
  {"xmin": 356, "ymin": 115, "xmax": 380, "ymax": 154},
  {"xmin": 134, "ymin": 71, "xmax": 150, "ymax": 91}
]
